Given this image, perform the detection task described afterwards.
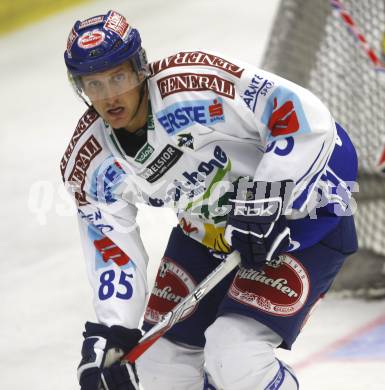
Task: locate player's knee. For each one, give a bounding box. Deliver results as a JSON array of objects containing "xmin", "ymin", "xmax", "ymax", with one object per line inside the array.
[
  {"xmin": 137, "ymin": 336, "xmax": 204, "ymax": 390},
  {"xmin": 269, "ymin": 360, "xmax": 299, "ymax": 390},
  {"xmin": 204, "ymin": 314, "xmax": 298, "ymax": 389}
]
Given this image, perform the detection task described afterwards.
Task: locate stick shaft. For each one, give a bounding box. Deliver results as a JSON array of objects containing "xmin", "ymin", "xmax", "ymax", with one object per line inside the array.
[{"xmin": 123, "ymin": 251, "xmax": 241, "ymax": 363}]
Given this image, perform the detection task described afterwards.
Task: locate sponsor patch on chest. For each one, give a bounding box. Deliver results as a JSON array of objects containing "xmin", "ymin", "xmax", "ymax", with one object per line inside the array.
[
  {"xmin": 139, "ymin": 144, "xmax": 183, "ymax": 183},
  {"xmin": 156, "ymin": 97, "xmax": 225, "ymax": 135},
  {"xmin": 157, "ymin": 73, "xmax": 235, "ymax": 99}
]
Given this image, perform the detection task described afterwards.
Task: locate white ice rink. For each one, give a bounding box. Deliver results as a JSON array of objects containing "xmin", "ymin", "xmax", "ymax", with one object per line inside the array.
[{"xmin": 1, "ymin": 1, "xmax": 385, "ymax": 389}]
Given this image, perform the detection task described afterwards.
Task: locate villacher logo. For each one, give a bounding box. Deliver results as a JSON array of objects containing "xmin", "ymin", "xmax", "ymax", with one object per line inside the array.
[
  {"xmin": 228, "ymin": 254, "xmax": 310, "ymax": 316},
  {"xmin": 144, "ymin": 258, "xmax": 197, "ymax": 324}
]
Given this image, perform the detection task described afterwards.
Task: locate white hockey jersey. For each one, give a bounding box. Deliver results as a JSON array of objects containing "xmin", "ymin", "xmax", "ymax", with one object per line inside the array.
[{"xmin": 60, "ymin": 50, "xmax": 357, "ymax": 328}]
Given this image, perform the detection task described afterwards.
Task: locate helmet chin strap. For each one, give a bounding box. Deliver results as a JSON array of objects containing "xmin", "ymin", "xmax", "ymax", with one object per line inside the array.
[{"xmin": 79, "ymin": 93, "xmax": 92, "ymax": 108}]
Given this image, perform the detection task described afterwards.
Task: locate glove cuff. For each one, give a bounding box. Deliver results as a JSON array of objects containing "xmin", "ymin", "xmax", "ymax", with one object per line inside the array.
[
  {"xmin": 83, "ymin": 321, "xmax": 109, "ymax": 338},
  {"xmin": 108, "ymin": 326, "xmax": 142, "ymax": 354},
  {"xmin": 83, "ymin": 321, "xmax": 142, "ymax": 354}
]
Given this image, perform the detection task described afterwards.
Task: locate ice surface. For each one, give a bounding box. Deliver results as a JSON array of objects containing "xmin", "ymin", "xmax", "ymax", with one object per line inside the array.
[{"xmin": 1, "ymin": 1, "xmax": 384, "ymax": 389}]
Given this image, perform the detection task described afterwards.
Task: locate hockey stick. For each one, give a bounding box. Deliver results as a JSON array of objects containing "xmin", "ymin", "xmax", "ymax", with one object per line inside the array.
[{"xmin": 122, "ymin": 250, "xmax": 241, "ymax": 364}]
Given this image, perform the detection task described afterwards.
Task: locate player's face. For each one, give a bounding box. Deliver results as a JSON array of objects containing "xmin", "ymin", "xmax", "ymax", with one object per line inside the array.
[{"xmin": 82, "ymin": 62, "xmax": 145, "ymax": 131}]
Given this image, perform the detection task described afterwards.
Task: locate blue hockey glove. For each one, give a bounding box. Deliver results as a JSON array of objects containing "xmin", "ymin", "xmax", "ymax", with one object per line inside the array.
[
  {"xmin": 225, "ymin": 180, "xmax": 293, "ymax": 269},
  {"xmin": 77, "ymin": 321, "xmax": 142, "ymax": 390}
]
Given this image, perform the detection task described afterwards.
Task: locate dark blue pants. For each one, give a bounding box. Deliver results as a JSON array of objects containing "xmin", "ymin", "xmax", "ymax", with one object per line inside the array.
[{"xmin": 143, "ymin": 215, "xmax": 357, "ymax": 349}]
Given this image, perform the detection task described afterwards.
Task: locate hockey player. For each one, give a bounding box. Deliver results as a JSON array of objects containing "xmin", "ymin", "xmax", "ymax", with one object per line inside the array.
[{"xmin": 62, "ymin": 10, "xmax": 358, "ymax": 390}]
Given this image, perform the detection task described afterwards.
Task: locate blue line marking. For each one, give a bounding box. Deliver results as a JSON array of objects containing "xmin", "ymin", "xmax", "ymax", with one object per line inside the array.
[{"xmin": 328, "ymin": 323, "xmax": 385, "ymax": 359}]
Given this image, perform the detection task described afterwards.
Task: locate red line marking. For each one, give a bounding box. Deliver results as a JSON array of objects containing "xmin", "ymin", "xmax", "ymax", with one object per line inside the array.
[{"xmin": 293, "ymin": 313, "xmax": 385, "ymax": 371}]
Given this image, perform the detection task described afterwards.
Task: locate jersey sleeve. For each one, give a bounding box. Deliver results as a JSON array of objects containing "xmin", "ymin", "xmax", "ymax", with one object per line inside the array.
[
  {"xmin": 76, "ymin": 198, "xmax": 149, "ymax": 329},
  {"xmin": 239, "ymin": 67, "xmax": 337, "ymax": 214},
  {"xmin": 60, "ymin": 109, "xmax": 149, "ymax": 329}
]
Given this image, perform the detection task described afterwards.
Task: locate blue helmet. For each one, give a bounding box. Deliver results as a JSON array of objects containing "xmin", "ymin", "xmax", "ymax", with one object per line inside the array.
[
  {"xmin": 64, "ymin": 10, "xmax": 148, "ymax": 103},
  {"xmin": 64, "ymin": 10, "xmax": 147, "ymax": 76}
]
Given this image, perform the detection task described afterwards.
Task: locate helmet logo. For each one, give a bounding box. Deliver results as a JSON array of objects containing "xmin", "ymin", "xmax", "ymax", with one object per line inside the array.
[
  {"xmin": 78, "ymin": 29, "xmax": 105, "ymax": 49},
  {"xmin": 67, "ymin": 27, "xmax": 78, "ymax": 52},
  {"xmin": 104, "ymin": 11, "xmax": 129, "ymax": 38},
  {"xmin": 79, "ymin": 15, "xmax": 104, "ymax": 30}
]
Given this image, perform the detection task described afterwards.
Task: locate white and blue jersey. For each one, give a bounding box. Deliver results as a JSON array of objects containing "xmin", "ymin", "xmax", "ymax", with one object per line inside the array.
[{"xmin": 61, "ymin": 50, "xmax": 357, "ymax": 329}]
